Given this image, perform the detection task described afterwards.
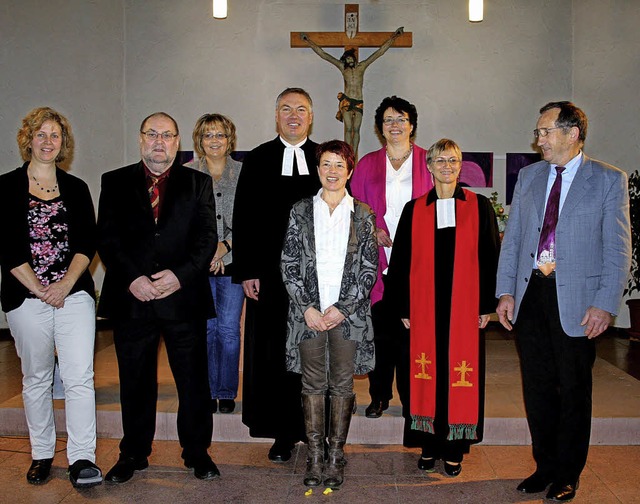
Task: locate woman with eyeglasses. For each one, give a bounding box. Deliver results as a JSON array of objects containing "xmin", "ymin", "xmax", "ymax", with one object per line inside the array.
[
  {"xmin": 385, "ymin": 138, "xmax": 500, "ymax": 476},
  {"xmin": 349, "ymin": 96, "xmax": 432, "ymax": 438},
  {"xmin": 188, "ymin": 114, "xmax": 243, "ymax": 415},
  {"xmin": 0, "ymin": 107, "xmax": 102, "ymax": 487}
]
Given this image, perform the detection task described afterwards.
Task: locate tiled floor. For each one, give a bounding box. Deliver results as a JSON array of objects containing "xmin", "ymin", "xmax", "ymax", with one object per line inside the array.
[
  {"xmin": 0, "ymin": 325, "xmax": 638, "ymax": 502},
  {"xmin": 0, "ymin": 438, "xmax": 638, "ymax": 503}
]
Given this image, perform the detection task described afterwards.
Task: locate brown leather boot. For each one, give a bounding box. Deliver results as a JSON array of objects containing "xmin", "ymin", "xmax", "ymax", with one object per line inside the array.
[
  {"xmin": 302, "ymin": 393, "xmax": 325, "ymax": 487},
  {"xmin": 324, "ymin": 394, "xmax": 355, "ymax": 488}
]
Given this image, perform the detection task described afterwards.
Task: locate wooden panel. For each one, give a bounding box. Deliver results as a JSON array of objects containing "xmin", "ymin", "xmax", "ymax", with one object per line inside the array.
[{"xmin": 290, "ymin": 32, "xmax": 412, "ymax": 48}]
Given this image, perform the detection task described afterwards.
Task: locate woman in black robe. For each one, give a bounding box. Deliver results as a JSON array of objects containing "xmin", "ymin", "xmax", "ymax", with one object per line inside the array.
[{"xmin": 386, "ymin": 138, "xmax": 500, "ymax": 476}]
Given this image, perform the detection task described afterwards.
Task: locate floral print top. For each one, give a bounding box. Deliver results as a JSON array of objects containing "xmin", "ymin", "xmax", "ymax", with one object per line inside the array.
[{"xmin": 28, "ymin": 195, "xmax": 70, "ymax": 286}]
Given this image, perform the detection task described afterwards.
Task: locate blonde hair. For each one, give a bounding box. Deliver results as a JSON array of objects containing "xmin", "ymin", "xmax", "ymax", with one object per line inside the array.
[
  {"xmin": 191, "ymin": 113, "xmax": 237, "ymax": 158},
  {"xmin": 17, "ymin": 107, "xmax": 74, "ymax": 162},
  {"xmin": 427, "ymin": 138, "xmax": 462, "ymax": 165}
]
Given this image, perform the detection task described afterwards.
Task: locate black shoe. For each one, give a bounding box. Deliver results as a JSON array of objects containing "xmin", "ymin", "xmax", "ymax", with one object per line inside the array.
[
  {"xmin": 268, "ymin": 439, "xmax": 294, "ymax": 462},
  {"xmin": 218, "ymin": 399, "xmax": 235, "ymax": 414},
  {"xmin": 210, "ymin": 399, "xmax": 218, "ymax": 414},
  {"xmin": 105, "ymin": 456, "xmax": 148, "ymax": 483},
  {"xmin": 68, "ymin": 459, "xmax": 103, "ymax": 488},
  {"xmin": 444, "ymin": 461, "xmax": 462, "ymax": 477},
  {"xmin": 546, "ymin": 481, "xmax": 578, "ymax": 502},
  {"xmin": 417, "ymin": 457, "xmax": 435, "ymax": 472},
  {"xmin": 26, "ymin": 458, "xmax": 53, "ymax": 485},
  {"xmin": 364, "ymin": 400, "xmax": 389, "ymax": 418},
  {"xmin": 185, "ymin": 456, "xmax": 220, "ymax": 480},
  {"xmin": 517, "ymin": 471, "xmax": 553, "ymax": 493}
]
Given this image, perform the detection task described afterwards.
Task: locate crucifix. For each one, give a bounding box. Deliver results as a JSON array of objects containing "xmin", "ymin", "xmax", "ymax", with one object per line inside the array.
[{"xmin": 291, "ymin": 4, "xmax": 412, "ymax": 158}]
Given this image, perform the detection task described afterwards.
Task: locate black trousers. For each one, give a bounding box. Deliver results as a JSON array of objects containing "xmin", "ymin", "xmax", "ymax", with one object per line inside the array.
[
  {"xmin": 368, "ymin": 298, "xmax": 410, "ymax": 412},
  {"xmin": 113, "ymin": 318, "xmax": 213, "ymax": 462},
  {"xmin": 515, "ymin": 274, "xmax": 596, "ymax": 484}
]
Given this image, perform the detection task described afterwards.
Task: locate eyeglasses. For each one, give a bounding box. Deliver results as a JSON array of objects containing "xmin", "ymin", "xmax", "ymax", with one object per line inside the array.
[
  {"xmin": 533, "ymin": 126, "xmax": 565, "ymax": 138},
  {"xmin": 202, "ymin": 132, "xmax": 228, "ymax": 140},
  {"xmin": 382, "ymin": 117, "xmax": 410, "ymax": 126},
  {"xmin": 432, "ymin": 157, "xmax": 461, "ymax": 168},
  {"xmin": 141, "ymin": 130, "xmax": 178, "ymax": 141}
]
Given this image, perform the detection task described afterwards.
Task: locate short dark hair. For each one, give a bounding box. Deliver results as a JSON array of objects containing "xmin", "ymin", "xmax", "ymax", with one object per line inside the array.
[
  {"xmin": 374, "ymin": 96, "xmax": 418, "ymax": 139},
  {"xmin": 316, "ymin": 139, "xmax": 355, "ymax": 174},
  {"xmin": 539, "ymin": 101, "xmax": 588, "ymax": 144},
  {"xmin": 276, "ymin": 87, "xmax": 313, "ymax": 110},
  {"xmin": 140, "ymin": 112, "xmax": 179, "ymax": 135},
  {"xmin": 17, "ymin": 107, "xmax": 74, "ymax": 162},
  {"xmin": 191, "ymin": 113, "xmax": 237, "ymax": 157}
]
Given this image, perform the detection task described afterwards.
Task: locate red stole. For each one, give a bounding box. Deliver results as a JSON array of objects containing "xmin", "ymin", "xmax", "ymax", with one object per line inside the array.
[{"xmin": 409, "ymin": 189, "xmax": 480, "ymax": 440}]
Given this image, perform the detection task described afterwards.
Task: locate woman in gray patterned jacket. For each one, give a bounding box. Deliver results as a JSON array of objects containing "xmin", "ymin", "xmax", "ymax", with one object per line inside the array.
[
  {"xmin": 188, "ymin": 114, "xmax": 243, "ymax": 415},
  {"xmin": 281, "ymin": 140, "xmax": 378, "ymax": 489}
]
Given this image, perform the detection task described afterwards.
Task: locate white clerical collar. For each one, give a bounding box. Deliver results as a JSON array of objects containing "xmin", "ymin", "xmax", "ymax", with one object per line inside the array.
[
  {"xmin": 280, "ymin": 137, "xmax": 310, "ymax": 176},
  {"xmin": 436, "ymin": 198, "xmax": 456, "ymax": 229}
]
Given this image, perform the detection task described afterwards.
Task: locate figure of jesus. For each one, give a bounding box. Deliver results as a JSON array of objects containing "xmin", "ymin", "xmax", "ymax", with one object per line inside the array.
[{"xmin": 300, "ymin": 27, "xmax": 404, "ymax": 157}]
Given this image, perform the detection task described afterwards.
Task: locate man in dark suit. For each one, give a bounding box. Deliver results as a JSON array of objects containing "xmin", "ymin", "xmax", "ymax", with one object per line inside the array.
[
  {"xmin": 98, "ymin": 112, "xmax": 219, "ymax": 482},
  {"xmin": 496, "ymin": 102, "xmax": 631, "ymax": 501},
  {"xmin": 233, "ymin": 88, "xmax": 321, "ymax": 462}
]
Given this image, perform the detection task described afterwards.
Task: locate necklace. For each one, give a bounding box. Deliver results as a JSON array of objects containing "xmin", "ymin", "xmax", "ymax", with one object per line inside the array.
[
  {"xmin": 387, "ymin": 145, "xmax": 413, "ymax": 162},
  {"xmin": 30, "ymin": 173, "xmax": 59, "ymax": 193}
]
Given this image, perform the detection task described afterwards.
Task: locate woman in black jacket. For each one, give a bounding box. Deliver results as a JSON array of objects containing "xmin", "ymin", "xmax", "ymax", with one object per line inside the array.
[{"xmin": 0, "ymin": 107, "xmax": 101, "ymax": 488}]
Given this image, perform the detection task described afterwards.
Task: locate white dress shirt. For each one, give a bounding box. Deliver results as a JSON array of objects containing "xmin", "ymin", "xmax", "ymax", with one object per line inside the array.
[
  {"xmin": 383, "ymin": 153, "xmax": 413, "ymax": 270},
  {"xmin": 313, "ymin": 189, "xmax": 354, "ymax": 312}
]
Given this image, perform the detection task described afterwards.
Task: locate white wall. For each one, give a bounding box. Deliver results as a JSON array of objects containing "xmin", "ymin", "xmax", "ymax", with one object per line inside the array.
[{"xmin": 1, "ymin": 0, "xmax": 638, "ymax": 326}]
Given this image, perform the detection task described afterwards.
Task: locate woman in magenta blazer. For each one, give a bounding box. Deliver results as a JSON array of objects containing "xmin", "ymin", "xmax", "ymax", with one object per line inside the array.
[{"xmin": 350, "ymin": 96, "xmax": 432, "ymax": 438}]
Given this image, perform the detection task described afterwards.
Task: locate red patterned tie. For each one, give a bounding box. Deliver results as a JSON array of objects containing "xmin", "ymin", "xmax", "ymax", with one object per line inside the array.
[
  {"xmin": 149, "ymin": 175, "xmax": 160, "ymax": 223},
  {"xmin": 536, "ymin": 166, "xmax": 565, "ymax": 276}
]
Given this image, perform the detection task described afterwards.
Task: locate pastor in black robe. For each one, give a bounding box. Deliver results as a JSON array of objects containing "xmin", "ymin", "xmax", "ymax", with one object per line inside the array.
[
  {"xmin": 233, "ymin": 137, "xmax": 320, "ymax": 440},
  {"xmin": 385, "ymin": 185, "xmax": 500, "ymax": 460}
]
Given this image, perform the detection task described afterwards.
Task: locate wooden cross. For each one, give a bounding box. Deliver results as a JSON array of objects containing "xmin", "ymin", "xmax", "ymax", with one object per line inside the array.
[
  {"xmin": 291, "ymin": 4, "xmax": 412, "ymax": 157},
  {"xmin": 290, "ymin": 4, "xmax": 412, "ymax": 60}
]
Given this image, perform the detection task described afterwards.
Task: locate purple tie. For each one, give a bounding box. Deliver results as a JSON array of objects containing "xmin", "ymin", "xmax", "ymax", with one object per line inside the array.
[{"xmin": 537, "ymin": 166, "xmax": 565, "ymax": 276}]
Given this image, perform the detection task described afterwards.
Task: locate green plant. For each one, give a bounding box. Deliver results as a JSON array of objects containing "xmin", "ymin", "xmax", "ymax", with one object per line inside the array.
[
  {"xmin": 625, "ymin": 170, "xmax": 640, "ymax": 296},
  {"xmin": 489, "ymin": 192, "xmax": 508, "ymax": 233}
]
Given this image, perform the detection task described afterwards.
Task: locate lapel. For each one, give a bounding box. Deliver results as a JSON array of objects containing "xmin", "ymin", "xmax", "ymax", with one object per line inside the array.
[
  {"xmin": 559, "ymin": 155, "xmax": 592, "ymax": 219},
  {"xmin": 372, "ymin": 148, "xmax": 388, "ymax": 213},
  {"xmin": 132, "ymin": 162, "xmax": 155, "ymax": 224},
  {"xmin": 340, "ymin": 201, "xmax": 358, "ymax": 295},
  {"xmin": 531, "ymin": 163, "xmax": 551, "ymax": 221},
  {"xmin": 301, "ymin": 198, "xmax": 316, "ymax": 256},
  {"xmin": 345, "ymin": 203, "xmax": 358, "ymax": 259}
]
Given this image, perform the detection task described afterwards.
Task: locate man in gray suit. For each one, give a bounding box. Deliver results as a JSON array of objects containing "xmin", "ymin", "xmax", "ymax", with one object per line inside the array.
[{"xmin": 496, "ymin": 101, "xmax": 631, "ymax": 502}]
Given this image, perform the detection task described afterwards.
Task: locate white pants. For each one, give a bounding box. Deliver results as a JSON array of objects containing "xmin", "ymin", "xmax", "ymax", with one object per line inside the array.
[{"xmin": 7, "ymin": 291, "xmax": 97, "ymax": 464}]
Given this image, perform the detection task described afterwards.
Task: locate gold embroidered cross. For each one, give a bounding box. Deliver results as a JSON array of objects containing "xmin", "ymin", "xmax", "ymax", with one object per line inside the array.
[
  {"xmin": 414, "ymin": 353, "xmax": 432, "ymax": 380},
  {"xmin": 452, "ymin": 360, "xmax": 474, "ymax": 387}
]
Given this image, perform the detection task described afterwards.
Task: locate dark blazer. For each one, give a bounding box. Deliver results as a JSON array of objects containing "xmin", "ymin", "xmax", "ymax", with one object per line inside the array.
[
  {"xmin": 233, "ymin": 136, "xmax": 321, "ymax": 284},
  {"xmin": 97, "ymin": 160, "xmax": 217, "ymax": 320},
  {"xmin": 0, "ymin": 163, "xmax": 96, "ymax": 313}
]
